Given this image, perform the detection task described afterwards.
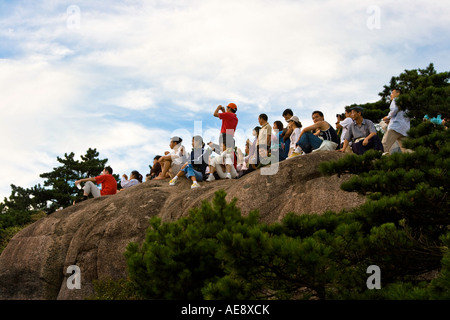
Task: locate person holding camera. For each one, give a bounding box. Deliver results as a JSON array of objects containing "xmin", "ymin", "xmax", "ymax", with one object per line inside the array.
[{"xmin": 213, "ymin": 103, "xmax": 238, "ymax": 147}]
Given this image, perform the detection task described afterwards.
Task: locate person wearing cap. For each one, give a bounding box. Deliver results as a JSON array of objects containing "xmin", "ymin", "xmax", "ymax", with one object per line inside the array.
[
  {"xmin": 206, "ymin": 103, "xmax": 239, "ymax": 177},
  {"xmin": 169, "ymin": 135, "xmax": 212, "ymax": 189},
  {"xmin": 154, "ymin": 136, "xmax": 187, "ymax": 180},
  {"xmin": 286, "ymin": 115, "xmax": 302, "ymax": 157},
  {"xmin": 214, "ymin": 103, "xmax": 238, "ymax": 136},
  {"xmin": 296, "ymin": 111, "xmax": 340, "ymax": 154},
  {"xmin": 339, "ymin": 106, "xmax": 384, "ymax": 155}
]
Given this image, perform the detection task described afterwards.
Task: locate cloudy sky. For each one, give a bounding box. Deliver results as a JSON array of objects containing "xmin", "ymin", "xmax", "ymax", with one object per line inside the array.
[{"xmin": 0, "ymin": 0, "xmax": 449, "ymax": 200}]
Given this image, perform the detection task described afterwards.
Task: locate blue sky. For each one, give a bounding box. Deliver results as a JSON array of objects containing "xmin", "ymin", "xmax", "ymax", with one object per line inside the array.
[{"xmin": 1, "ymin": 0, "xmax": 449, "ymax": 200}]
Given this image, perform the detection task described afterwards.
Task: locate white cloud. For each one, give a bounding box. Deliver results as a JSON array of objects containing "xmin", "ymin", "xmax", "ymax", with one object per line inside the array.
[
  {"xmin": 0, "ymin": 0, "xmax": 449, "ymax": 200},
  {"xmin": 111, "ymin": 89, "xmax": 157, "ymax": 111}
]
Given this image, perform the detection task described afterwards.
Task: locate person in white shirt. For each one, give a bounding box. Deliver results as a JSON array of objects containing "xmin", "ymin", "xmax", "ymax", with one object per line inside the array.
[
  {"xmin": 154, "ymin": 136, "xmax": 187, "ymax": 180},
  {"xmin": 286, "ymin": 115, "xmax": 302, "ymax": 157},
  {"xmin": 382, "ymin": 89, "xmax": 410, "ymax": 154},
  {"xmin": 206, "ymin": 133, "xmax": 238, "ymax": 180},
  {"xmin": 336, "ymin": 108, "xmax": 354, "ymax": 150},
  {"xmin": 257, "ymin": 113, "xmax": 272, "ymax": 164},
  {"xmin": 120, "ymin": 170, "xmax": 143, "ymax": 189}
]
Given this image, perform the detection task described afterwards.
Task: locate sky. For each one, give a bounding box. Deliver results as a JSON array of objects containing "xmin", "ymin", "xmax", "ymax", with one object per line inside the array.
[{"xmin": 0, "ymin": 0, "xmax": 449, "ymax": 201}]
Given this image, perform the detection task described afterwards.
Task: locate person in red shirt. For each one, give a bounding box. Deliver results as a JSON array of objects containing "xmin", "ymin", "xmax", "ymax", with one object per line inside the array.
[
  {"xmin": 214, "ymin": 103, "xmax": 238, "ymax": 138},
  {"xmin": 206, "ymin": 103, "xmax": 239, "ymax": 180},
  {"xmin": 75, "ymin": 166, "xmax": 117, "ymax": 202},
  {"xmin": 212, "ymin": 102, "xmax": 238, "ymax": 151}
]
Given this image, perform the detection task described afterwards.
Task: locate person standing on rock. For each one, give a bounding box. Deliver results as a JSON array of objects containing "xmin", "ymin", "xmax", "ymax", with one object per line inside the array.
[
  {"xmin": 212, "ymin": 103, "xmax": 238, "ymax": 152},
  {"xmin": 74, "ymin": 166, "xmax": 117, "ymax": 202},
  {"xmin": 257, "ymin": 113, "xmax": 272, "ymax": 165},
  {"xmin": 381, "ymin": 88, "xmax": 410, "ymax": 154}
]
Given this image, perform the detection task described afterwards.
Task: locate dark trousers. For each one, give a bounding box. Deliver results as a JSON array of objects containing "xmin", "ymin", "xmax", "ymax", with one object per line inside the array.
[
  {"xmin": 297, "ymin": 132, "xmax": 323, "ymax": 154},
  {"xmin": 282, "ymin": 137, "xmax": 290, "ymax": 160},
  {"xmin": 351, "ymin": 135, "xmax": 384, "ymax": 155}
]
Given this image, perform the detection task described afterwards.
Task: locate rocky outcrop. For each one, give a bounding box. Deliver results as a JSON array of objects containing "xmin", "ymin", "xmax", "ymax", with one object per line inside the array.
[{"xmin": 0, "ymin": 151, "xmax": 366, "ymax": 300}]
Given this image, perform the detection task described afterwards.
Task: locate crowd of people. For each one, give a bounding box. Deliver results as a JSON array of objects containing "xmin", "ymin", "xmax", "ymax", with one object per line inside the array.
[{"xmin": 74, "ymin": 89, "xmax": 418, "ymax": 200}]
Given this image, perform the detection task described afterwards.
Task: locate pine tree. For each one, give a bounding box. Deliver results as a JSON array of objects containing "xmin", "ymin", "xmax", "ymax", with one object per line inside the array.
[
  {"xmin": 1, "ymin": 148, "xmax": 113, "ymax": 224},
  {"xmin": 346, "ymin": 63, "xmax": 450, "ymax": 123},
  {"xmin": 0, "ymin": 148, "xmax": 114, "ymax": 256},
  {"xmin": 124, "ymin": 190, "xmax": 260, "ymax": 300},
  {"xmin": 121, "ymin": 121, "xmax": 449, "ymax": 300},
  {"xmin": 38, "ymin": 148, "xmax": 113, "ymax": 212}
]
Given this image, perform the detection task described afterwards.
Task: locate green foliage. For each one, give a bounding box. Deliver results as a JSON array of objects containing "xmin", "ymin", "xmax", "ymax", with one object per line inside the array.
[
  {"xmin": 428, "ymin": 232, "xmax": 450, "ymax": 300},
  {"xmin": 88, "ymin": 278, "xmax": 144, "ymax": 300},
  {"xmin": 39, "ymin": 148, "xmax": 112, "ymax": 212},
  {"xmin": 1, "ymin": 148, "xmax": 112, "ymax": 216},
  {"xmin": 0, "ymin": 211, "xmax": 46, "ymax": 255},
  {"xmin": 121, "ymin": 121, "xmax": 449, "ymax": 300},
  {"xmin": 0, "ymin": 226, "xmax": 23, "ymax": 254},
  {"xmin": 318, "ymin": 123, "xmax": 449, "ymax": 238},
  {"xmin": 122, "ymin": 187, "xmax": 448, "ymax": 300},
  {"xmin": 0, "ymin": 148, "xmax": 113, "ymax": 256},
  {"xmin": 346, "ymin": 63, "xmax": 450, "ymax": 122},
  {"xmin": 124, "ymin": 190, "xmax": 260, "ymax": 300}
]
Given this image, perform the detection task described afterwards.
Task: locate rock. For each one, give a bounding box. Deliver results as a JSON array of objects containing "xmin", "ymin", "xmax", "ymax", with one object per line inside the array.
[{"xmin": 0, "ymin": 151, "xmax": 365, "ymax": 300}]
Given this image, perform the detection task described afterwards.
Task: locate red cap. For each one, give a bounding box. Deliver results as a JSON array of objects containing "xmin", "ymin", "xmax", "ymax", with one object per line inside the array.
[{"xmin": 227, "ymin": 103, "xmax": 237, "ymax": 110}]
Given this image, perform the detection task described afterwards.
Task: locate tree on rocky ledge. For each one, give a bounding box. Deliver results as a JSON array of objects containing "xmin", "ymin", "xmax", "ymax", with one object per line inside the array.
[
  {"xmin": 121, "ymin": 121, "xmax": 449, "ymax": 300},
  {"xmin": 0, "ymin": 148, "xmax": 112, "ymax": 225},
  {"xmin": 346, "ymin": 63, "xmax": 449, "ymax": 124}
]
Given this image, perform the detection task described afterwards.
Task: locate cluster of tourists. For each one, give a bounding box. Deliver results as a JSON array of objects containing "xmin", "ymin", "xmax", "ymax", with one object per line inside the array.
[{"xmin": 74, "ymin": 89, "xmax": 412, "ymax": 199}]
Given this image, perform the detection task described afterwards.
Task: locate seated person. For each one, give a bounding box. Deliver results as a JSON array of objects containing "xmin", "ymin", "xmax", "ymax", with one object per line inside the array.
[
  {"xmin": 336, "ymin": 108, "xmax": 353, "ymax": 150},
  {"xmin": 338, "ymin": 106, "xmax": 384, "ymax": 155},
  {"xmin": 148, "ymin": 155, "xmax": 162, "ymax": 180},
  {"xmin": 154, "ymin": 136, "xmax": 187, "ymax": 180},
  {"xmin": 169, "ymin": 135, "xmax": 212, "ymax": 189},
  {"xmin": 206, "ymin": 133, "xmax": 238, "ymax": 181},
  {"xmin": 272, "ymin": 120, "xmax": 286, "ymax": 162},
  {"xmin": 286, "ymin": 116, "xmax": 302, "ymax": 157},
  {"xmin": 296, "ymin": 111, "xmax": 340, "ymax": 153},
  {"xmin": 74, "ymin": 166, "xmax": 117, "ymax": 202},
  {"xmin": 120, "ymin": 170, "xmax": 143, "ymax": 189},
  {"xmin": 237, "ymin": 139, "xmax": 250, "ymax": 177},
  {"xmin": 281, "ymin": 108, "xmax": 295, "ymax": 160},
  {"xmin": 248, "ymin": 126, "xmax": 260, "ymax": 167}
]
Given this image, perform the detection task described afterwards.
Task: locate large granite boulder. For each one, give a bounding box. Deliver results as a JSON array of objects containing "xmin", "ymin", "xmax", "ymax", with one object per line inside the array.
[{"xmin": 0, "ymin": 151, "xmax": 365, "ymax": 300}]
